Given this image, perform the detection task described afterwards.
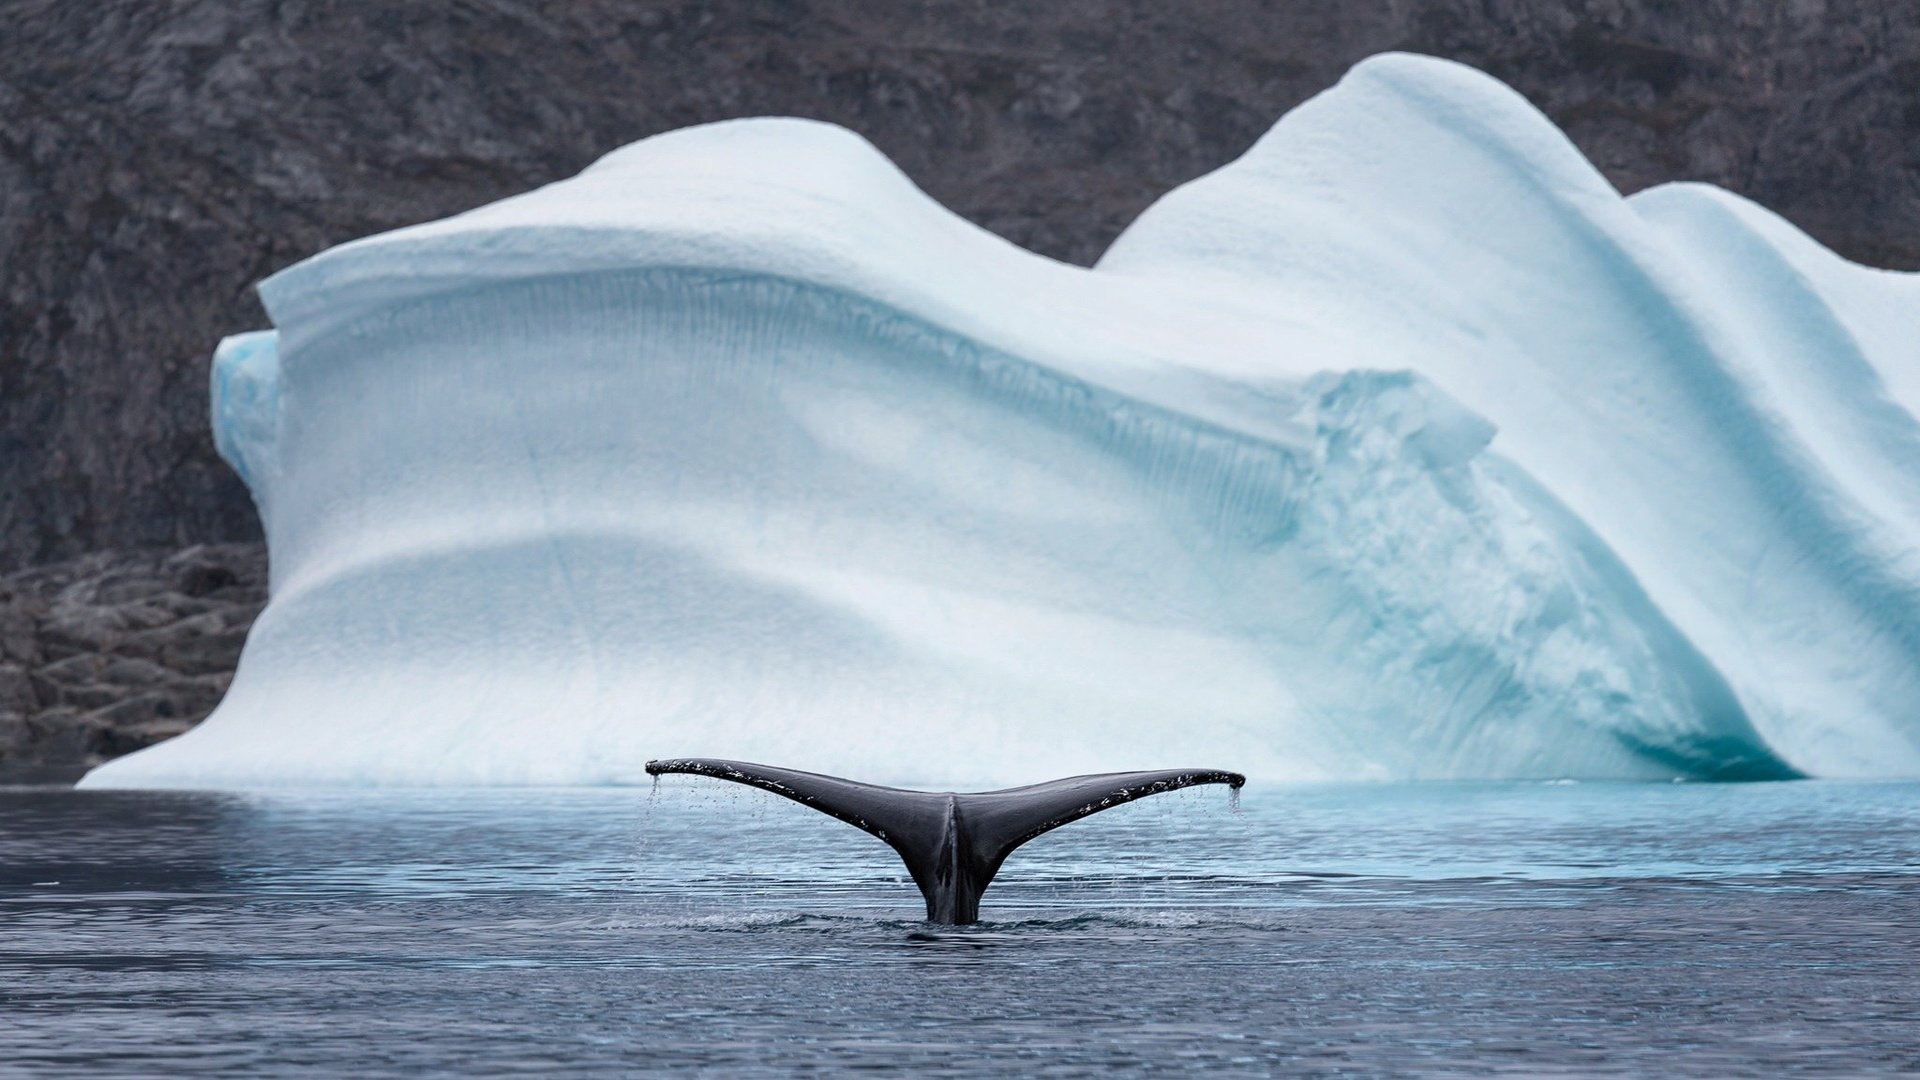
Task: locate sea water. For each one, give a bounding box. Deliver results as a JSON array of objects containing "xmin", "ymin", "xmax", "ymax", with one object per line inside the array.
[{"xmin": 4, "ymin": 780, "xmax": 1916, "ymax": 1075}]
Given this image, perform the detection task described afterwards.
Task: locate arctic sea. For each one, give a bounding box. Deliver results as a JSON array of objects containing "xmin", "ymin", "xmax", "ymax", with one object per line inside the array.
[{"xmin": 3, "ymin": 780, "xmax": 1916, "ymax": 1076}]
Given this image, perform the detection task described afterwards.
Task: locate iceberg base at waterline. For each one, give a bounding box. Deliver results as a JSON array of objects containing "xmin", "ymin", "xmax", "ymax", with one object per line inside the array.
[{"xmin": 83, "ymin": 53, "xmax": 1920, "ymax": 789}]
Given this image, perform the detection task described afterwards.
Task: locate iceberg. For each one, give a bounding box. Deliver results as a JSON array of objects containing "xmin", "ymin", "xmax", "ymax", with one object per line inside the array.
[{"xmin": 82, "ymin": 53, "xmax": 1920, "ymax": 788}]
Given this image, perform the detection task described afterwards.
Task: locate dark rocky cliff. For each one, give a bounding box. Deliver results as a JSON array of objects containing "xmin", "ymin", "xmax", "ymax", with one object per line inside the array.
[
  {"xmin": 1, "ymin": 544, "xmax": 263, "ymax": 778},
  {"xmin": 4, "ymin": 0, "xmax": 1918, "ymax": 569}
]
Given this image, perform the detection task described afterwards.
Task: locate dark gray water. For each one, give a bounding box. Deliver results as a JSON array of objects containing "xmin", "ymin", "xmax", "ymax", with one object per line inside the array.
[{"xmin": 3, "ymin": 779, "xmax": 1917, "ymax": 1077}]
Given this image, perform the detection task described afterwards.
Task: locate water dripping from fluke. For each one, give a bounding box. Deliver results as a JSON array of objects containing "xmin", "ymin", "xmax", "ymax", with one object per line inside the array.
[{"xmin": 644, "ymin": 758, "xmax": 1246, "ymax": 925}]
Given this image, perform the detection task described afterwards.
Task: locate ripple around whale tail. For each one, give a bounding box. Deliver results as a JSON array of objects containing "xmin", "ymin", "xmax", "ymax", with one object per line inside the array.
[{"xmin": 81, "ymin": 53, "xmax": 1920, "ymax": 790}]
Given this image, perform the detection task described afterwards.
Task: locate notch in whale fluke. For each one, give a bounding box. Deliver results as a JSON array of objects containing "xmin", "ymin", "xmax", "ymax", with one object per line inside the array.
[{"xmin": 644, "ymin": 758, "xmax": 1247, "ymax": 925}]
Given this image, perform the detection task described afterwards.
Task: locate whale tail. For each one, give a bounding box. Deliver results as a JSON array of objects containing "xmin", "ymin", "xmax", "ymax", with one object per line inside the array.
[{"xmin": 644, "ymin": 758, "xmax": 1246, "ymax": 924}]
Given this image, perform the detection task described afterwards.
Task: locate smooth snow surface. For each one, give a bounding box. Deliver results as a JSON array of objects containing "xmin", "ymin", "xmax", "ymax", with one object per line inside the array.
[{"xmin": 84, "ymin": 54, "xmax": 1920, "ymax": 789}]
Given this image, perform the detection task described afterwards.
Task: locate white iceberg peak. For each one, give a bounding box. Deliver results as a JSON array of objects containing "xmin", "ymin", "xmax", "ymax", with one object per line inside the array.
[{"xmin": 84, "ymin": 53, "xmax": 1920, "ymax": 789}]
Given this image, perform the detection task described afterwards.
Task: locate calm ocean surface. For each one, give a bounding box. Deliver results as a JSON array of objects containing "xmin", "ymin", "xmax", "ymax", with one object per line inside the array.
[{"xmin": 3, "ymin": 779, "xmax": 1917, "ymax": 1076}]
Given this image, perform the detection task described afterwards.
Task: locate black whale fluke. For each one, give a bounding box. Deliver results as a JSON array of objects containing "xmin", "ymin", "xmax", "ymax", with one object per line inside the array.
[{"xmin": 644, "ymin": 758, "xmax": 1247, "ymax": 925}]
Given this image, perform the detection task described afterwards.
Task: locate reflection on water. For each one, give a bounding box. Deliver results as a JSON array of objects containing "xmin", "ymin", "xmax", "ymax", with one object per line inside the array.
[{"xmin": 3, "ymin": 781, "xmax": 1918, "ymax": 1075}]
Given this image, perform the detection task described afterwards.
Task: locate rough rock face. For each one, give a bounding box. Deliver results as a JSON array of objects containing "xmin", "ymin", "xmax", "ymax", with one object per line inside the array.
[
  {"xmin": 0, "ymin": 544, "xmax": 265, "ymax": 779},
  {"xmin": 2, "ymin": 0, "xmax": 1917, "ymax": 570}
]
